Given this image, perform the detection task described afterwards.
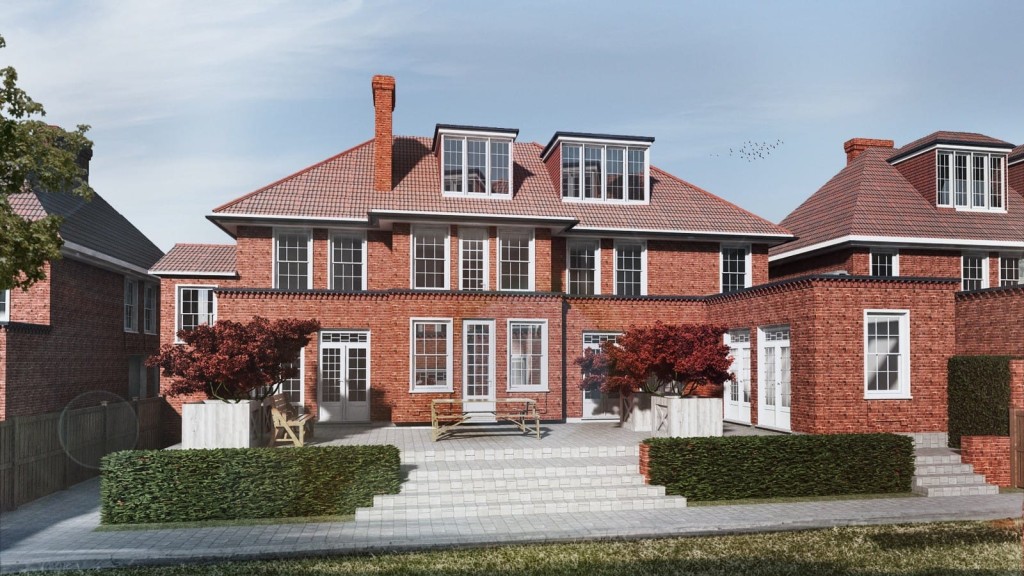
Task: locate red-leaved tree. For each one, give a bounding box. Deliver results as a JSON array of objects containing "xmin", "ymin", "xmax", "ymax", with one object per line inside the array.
[
  {"xmin": 148, "ymin": 316, "xmax": 321, "ymax": 401},
  {"xmin": 575, "ymin": 322, "xmax": 732, "ymax": 397}
]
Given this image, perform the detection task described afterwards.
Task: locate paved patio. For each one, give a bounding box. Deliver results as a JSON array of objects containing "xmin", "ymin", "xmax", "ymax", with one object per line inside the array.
[{"xmin": 0, "ymin": 422, "xmax": 1019, "ymax": 573}]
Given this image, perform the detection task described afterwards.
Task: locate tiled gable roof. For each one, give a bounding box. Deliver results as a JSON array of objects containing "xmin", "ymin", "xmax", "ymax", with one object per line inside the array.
[
  {"xmin": 772, "ymin": 146, "xmax": 1024, "ymax": 257},
  {"xmin": 213, "ymin": 137, "xmax": 791, "ymax": 239},
  {"xmin": 9, "ymin": 189, "xmax": 164, "ymax": 270},
  {"xmin": 151, "ymin": 244, "xmax": 236, "ymax": 275},
  {"xmin": 888, "ymin": 131, "xmax": 1014, "ymax": 163},
  {"xmin": 1010, "ymin": 144, "xmax": 1024, "ymax": 164}
]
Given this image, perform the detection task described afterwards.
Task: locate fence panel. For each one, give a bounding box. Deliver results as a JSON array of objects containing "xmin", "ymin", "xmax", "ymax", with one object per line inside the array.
[{"xmin": 1011, "ymin": 408, "xmax": 1024, "ymax": 489}]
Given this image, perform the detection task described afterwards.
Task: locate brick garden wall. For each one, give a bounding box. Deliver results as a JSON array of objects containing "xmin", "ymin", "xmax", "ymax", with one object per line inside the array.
[{"xmin": 961, "ymin": 435, "xmax": 1011, "ymax": 487}]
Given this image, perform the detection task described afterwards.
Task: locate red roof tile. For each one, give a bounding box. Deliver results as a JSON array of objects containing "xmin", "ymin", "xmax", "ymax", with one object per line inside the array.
[
  {"xmin": 151, "ymin": 244, "xmax": 236, "ymax": 275},
  {"xmin": 888, "ymin": 131, "xmax": 1014, "ymax": 163},
  {"xmin": 213, "ymin": 137, "xmax": 791, "ymax": 239},
  {"xmin": 1010, "ymin": 144, "xmax": 1024, "ymax": 164},
  {"xmin": 8, "ymin": 192, "xmax": 47, "ymax": 221},
  {"xmin": 772, "ymin": 145, "xmax": 1024, "ymax": 257}
]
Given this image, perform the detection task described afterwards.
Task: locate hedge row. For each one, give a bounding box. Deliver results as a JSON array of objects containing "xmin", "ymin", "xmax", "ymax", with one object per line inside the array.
[
  {"xmin": 101, "ymin": 445, "xmax": 401, "ymax": 524},
  {"xmin": 644, "ymin": 434, "xmax": 913, "ymax": 501},
  {"xmin": 947, "ymin": 355, "xmax": 1012, "ymax": 448}
]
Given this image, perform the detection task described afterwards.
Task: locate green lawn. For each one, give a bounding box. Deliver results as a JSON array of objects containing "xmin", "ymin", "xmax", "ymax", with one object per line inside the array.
[{"xmin": 41, "ymin": 520, "xmax": 1021, "ymax": 575}]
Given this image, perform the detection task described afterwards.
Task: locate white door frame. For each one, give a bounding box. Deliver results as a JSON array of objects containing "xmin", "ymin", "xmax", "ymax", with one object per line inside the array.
[
  {"xmin": 317, "ymin": 331, "xmax": 371, "ymax": 423},
  {"xmin": 581, "ymin": 332, "xmax": 621, "ymax": 420},
  {"xmin": 724, "ymin": 329, "xmax": 751, "ymax": 424},
  {"xmin": 462, "ymin": 319, "xmax": 496, "ymax": 419},
  {"xmin": 757, "ymin": 325, "xmax": 791, "ymax": 432}
]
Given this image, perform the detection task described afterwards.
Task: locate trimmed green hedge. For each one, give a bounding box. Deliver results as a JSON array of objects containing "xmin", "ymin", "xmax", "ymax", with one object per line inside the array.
[
  {"xmin": 644, "ymin": 434, "xmax": 913, "ymax": 501},
  {"xmin": 947, "ymin": 355, "xmax": 1012, "ymax": 448},
  {"xmin": 101, "ymin": 445, "xmax": 401, "ymax": 524}
]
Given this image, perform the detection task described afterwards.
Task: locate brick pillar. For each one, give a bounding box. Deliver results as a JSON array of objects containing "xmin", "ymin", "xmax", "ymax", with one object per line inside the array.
[
  {"xmin": 961, "ymin": 435, "xmax": 1011, "ymax": 487},
  {"xmin": 639, "ymin": 442, "xmax": 650, "ymax": 484}
]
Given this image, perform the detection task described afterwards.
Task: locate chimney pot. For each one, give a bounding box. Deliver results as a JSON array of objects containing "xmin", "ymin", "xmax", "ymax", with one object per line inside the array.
[
  {"xmin": 372, "ymin": 75, "xmax": 396, "ymax": 192},
  {"xmin": 843, "ymin": 138, "xmax": 894, "ymax": 165}
]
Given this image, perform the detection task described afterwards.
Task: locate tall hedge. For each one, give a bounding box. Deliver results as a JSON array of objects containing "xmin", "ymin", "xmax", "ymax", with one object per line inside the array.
[
  {"xmin": 101, "ymin": 445, "xmax": 401, "ymax": 524},
  {"xmin": 645, "ymin": 434, "xmax": 913, "ymax": 501},
  {"xmin": 947, "ymin": 355, "xmax": 1012, "ymax": 448}
]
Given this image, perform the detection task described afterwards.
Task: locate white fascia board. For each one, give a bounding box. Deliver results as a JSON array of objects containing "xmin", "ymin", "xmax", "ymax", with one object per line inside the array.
[
  {"xmin": 552, "ymin": 136, "xmax": 652, "ymax": 148},
  {"xmin": 890, "ymin": 143, "xmax": 1014, "ymax": 165},
  {"xmin": 209, "ymin": 213, "xmax": 370, "ymax": 225},
  {"xmin": 149, "ymin": 270, "xmax": 237, "ymax": 278},
  {"xmin": 769, "ymin": 234, "xmax": 1024, "ymax": 262},
  {"xmin": 61, "ymin": 241, "xmax": 158, "ymax": 279},
  {"xmin": 436, "ymin": 128, "xmax": 518, "ymax": 140},
  {"xmin": 1009, "ymin": 157, "xmax": 1024, "ymax": 166},
  {"xmin": 370, "ymin": 209, "xmax": 577, "ymax": 224},
  {"xmin": 571, "ymin": 225, "xmax": 792, "ymax": 240}
]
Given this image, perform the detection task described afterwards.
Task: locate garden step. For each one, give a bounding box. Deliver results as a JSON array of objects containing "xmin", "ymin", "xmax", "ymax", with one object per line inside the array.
[
  {"xmin": 401, "ymin": 473, "xmax": 646, "ymax": 493},
  {"xmin": 400, "ymin": 444, "xmax": 639, "ymax": 464},
  {"xmin": 405, "ymin": 456, "xmax": 639, "ymax": 482},
  {"xmin": 355, "ymin": 495, "xmax": 688, "ymax": 521},
  {"xmin": 913, "ymin": 450, "xmax": 963, "ymax": 466},
  {"xmin": 375, "ymin": 485, "xmax": 665, "ymax": 508},
  {"xmin": 914, "ymin": 463, "xmax": 974, "ymax": 476},
  {"xmin": 911, "ymin": 484, "xmax": 1000, "ymax": 497},
  {"xmin": 913, "ymin": 473, "xmax": 988, "ymax": 488}
]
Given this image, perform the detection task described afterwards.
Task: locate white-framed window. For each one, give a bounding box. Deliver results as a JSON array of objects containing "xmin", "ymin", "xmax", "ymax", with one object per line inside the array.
[
  {"xmin": 410, "ymin": 318, "xmax": 453, "ymax": 392},
  {"xmin": 583, "ymin": 331, "xmax": 620, "ymax": 351},
  {"xmin": 175, "ymin": 285, "xmax": 216, "ymax": 342},
  {"xmin": 961, "ymin": 253, "xmax": 988, "ymax": 291},
  {"xmin": 567, "ymin": 239, "xmax": 600, "ymax": 295},
  {"xmin": 412, "ymin": 225, "xmax": 450, "ymax": 290},
  {"xmin": 870, "ymin": 249, "xmax": 899, "ymax": 277},
  {"xmin": 124, "ymin": 277, "xmax": 138, "ymax": 332},
  {"xmin": 720, "ymin": 244, "xmax": 751, "ymax": 293},
  {"xmin": 274, "ymin": 229, "xmax": 312, "ymax": 290},
  {"xmin": 0, "ymin": 289, "xmax": 9, "ymax": 323},
  {"xmin": 561, "ymin": 142, "xmax": 649, "ymax": 202},
  {"xmin": 864, "ymin": 310, "xmax": 911, "ymax": 399},
  {"xmin": 498, "ymin": 228, "xmax": 534, "ymax": 291},
  {"xmin": 508, "ymin": 320, "xmax": 548, "ymax": 391},
  {"xmin": 143, "ymin": 283, "xmax": 157, "ymax": 334},
  {"xmin": 614, "ymin": 240, "xmax": 646, "ymax": 296},
  {"xmin": 279, "ymin": 350, "xmax": 305, "ymax": 409},
  {"xmin": 936, "ymin": 150, "xmax": 1006, "ymax": 211},
  {"xmin": 330, "ymin": 232, "xmax": 367, "ymax": 291},
  {"xmin": 1000, "ymin": 254, "xmax": 1023, "ymax": 287},
  {"xmin": 442, "ymin": 135, "xmax": 512, "ymax": 197},
  {"xmin": 459, "ymin": 227, "xmax": 490, "ymax": 291}
]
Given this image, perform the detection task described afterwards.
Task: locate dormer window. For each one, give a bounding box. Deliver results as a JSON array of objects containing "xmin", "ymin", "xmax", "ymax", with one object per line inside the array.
[
  {"xmin": 542, "ymin": 132, "xmax": 654, "ymax": 203},
  {"xmin": 936, "ymin": 150, "xmax": 1005, "ymax": 210},
  {"xmin": 435, "ymin": 125, "xmax": 517, "ymax": 197}
]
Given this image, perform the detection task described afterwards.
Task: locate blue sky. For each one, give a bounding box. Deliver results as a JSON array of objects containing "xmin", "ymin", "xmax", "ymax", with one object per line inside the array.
[{"xmin": 4, "ymin": 0, "xmax": 1022, "ymax": 251}]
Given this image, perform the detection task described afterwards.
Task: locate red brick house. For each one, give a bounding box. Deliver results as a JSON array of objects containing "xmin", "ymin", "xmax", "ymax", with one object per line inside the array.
[
  {"xmin": 151, "ymin": 76, "xmax": 1013, "ymax": 440},
  {"xmin": 1, "ymin": 183, "xmax": 165, "ymax": 419}
]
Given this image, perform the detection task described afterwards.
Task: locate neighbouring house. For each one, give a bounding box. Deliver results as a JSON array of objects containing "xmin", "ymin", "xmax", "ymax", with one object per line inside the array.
[
  {"xmin": 151, "ymin": 75, "xmax": 1020, "ymax": 441},
  {"xmin": 1, "ymin": 155, "xmax": 165, "ymax": 420}
]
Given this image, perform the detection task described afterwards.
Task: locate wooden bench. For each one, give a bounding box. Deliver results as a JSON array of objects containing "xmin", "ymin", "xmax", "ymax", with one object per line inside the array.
[
  {"xmin": 270, "ymin": 393, "xmax": 314, "ymax": 447},
  {"xmin": 430, "ymin": 398, "xmax": 541, "ymax": 442}
]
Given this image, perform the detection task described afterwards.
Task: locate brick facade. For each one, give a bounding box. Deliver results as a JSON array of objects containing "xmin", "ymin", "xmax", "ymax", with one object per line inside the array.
[
  {"xmin": 1, "ymin": 258, "xmax": 160, "ymax": 420},
  {"xmin": 960, "ymin": 435, "xmax": 1011, "ymax": 487},
  {"xmin": 955, "ymin": 286, "xmax": 1024, "ymax": 356},
  {"xmin": 892, "ymin": 149, "xmax": 936, "ymax": 205}
]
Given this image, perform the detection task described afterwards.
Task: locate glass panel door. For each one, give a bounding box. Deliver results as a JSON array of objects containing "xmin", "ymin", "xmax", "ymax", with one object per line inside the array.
[
  {"xmin": 463, "ymin": 320, "xmax": 496, "ymax": 420},
  {"xmin": 318, "ymin": 331, "xmax": 370, "ymax": 423}
]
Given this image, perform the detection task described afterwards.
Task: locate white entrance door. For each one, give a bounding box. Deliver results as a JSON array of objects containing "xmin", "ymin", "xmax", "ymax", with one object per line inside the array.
[
  {"xmin": 724, "ymin": 329, "xmax": 751, "ymax": 424},
  {"xmin": 463, "ymin": 320, "xmax": 496, "ymax": 421},
  {"xmin": 582, "ymin": 332, "xmax": 621, "ymax": 420},
  {"xmin": 318, "ymin": 331, "xmax": 370, "ymax": 423},
  {"xmin": 757, "ymin": 326, "xmax": 791, "ymax": 431}
]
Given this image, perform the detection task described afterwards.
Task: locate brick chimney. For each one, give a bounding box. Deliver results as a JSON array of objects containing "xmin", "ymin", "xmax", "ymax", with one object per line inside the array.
[
  {"xmin": 371, "ymin": 75, "xmax": 396, "ymax": 192},
  {"xmin": 843, "ymin": 138, "xmax": 894, "ymax": 165}
]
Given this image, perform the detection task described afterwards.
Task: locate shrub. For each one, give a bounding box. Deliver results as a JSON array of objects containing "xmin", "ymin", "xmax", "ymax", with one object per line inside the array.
[
  {"xmin": 644, "ymin": 434, "xmax": 914, "ymax": 501},
  {"xmin": 947, "ymin": 355, "xmax": 1012, "ymax": 448},
  {"xmin": 101, "ymin": 445, "xmax": 400, "ymax": 524}
]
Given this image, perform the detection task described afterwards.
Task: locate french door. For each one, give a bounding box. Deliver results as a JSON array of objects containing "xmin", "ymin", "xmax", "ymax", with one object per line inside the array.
[
  {"xmin": 724, "ymin": 329, "xmax": 751, "ymax": 424},
  {"xmin": 463, "ymin": 320, "xmax": 496, "ymax": 421},
  {"xmin": 318, "ymin": 331, "xmax": 370, "ymax": 423},
  {"xmin": 582, "ymin": 332, "xmax": 621, "ymax": 420},
  {"xmin": 757, "ymin": 326, "xmax": 791, "ymax": 431}
]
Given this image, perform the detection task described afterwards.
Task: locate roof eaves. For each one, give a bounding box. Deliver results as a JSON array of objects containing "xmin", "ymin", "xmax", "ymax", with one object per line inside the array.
[
  {"xmin": 431, "ymin": 124, "xmax": 520, "ymax": 151},
  {"xmin": 541, "ymin": 132, "xmax": 656, "ymax": 160},
  {"xmin": 888, "ymin": 136, "xmax": 1014, "ymax": 164}
]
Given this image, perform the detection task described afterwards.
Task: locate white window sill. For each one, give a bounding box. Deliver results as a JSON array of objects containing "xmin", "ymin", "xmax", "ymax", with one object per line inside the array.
[
  {"xmin": 864, "ymin": 393, "xmax": 913, "ymax": 400},
  {"xmin": 124, "ymin": 328, "xmax": 138, "ymax": 334},
  {"xmin": 410, "ymin": 386, "xmax": 454, "ymax": 394},
  {"xmin": 507, "ymin": 386, "xmax": 548, "ymax": 393}
]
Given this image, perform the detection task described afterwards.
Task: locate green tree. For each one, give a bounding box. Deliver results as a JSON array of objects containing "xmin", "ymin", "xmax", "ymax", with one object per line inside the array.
[{"xmin": 1, "ymin": 34, "xmax": 94, "ymax": 291}]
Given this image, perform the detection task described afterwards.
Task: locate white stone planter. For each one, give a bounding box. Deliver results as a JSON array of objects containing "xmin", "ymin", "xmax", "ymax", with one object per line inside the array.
[
  {"xmin": 651, "ymin": 396, "xmax": 723, "ymax": 438},
  {"xmin": 181, "ymin": 399, "xmax": 271, "ymax": 449},
  {"xmin": 620, "ymin": 392, "xmax": 653, "ymax": 432}
]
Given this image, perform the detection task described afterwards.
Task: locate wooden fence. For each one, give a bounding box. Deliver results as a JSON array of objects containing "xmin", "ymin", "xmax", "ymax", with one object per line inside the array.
[
  {"xmin": 1011, "ymin": 408, "xmax": 1024, "ymax": 489},
  {"xmin": 0, "ymin": 397, "xmax": 166, "ymax": 511}
]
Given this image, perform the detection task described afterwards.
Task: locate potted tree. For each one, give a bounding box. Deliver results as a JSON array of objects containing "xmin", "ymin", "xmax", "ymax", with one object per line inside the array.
[
  {"xmin": 575, "ymin": 322, "xmax": 731, "ymax": 437},
  {"xmin": 148, "ymin": 316, "xmax": 320, "ymax": 449}
]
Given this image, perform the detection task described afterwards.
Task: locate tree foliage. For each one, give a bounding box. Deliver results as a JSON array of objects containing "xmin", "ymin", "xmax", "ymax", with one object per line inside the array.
[
  {"xmin": 148, "ymin": 316, "xmax": 321, "ymax": 401},
  {"xmin": 575, "ymin": 322, "xmax": 733, "ymax": 397},
  {"xmin": 1, "ymin": 34, "xmax": 94, "ymax": 291}
]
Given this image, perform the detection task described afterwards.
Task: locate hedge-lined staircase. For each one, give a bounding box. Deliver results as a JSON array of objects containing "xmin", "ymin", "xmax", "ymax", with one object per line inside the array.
[{"xmin": 910, "ymin": 434, "xmax": 999, "ymax": 497}]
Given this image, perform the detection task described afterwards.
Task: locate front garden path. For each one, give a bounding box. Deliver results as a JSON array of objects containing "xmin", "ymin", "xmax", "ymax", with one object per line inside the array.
[{"xmin": 0, "ymin": 423, "xmax": 1019, "ymax": 574}]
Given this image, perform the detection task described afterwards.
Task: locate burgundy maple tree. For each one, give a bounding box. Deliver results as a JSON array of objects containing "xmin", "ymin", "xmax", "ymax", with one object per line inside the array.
[
  {"xmin": 575, "ymin": 322, "xmax": 732, "ymax": 397},
  {"xmin": 148, "ymin": 316, "xmax": 321, "ymax": 401}
]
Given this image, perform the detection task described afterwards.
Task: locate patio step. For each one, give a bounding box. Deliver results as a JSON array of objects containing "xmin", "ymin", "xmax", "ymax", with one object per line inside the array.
[
  {"xmin": 400, "ymin": 444, "xmax": 639, "ymax": 464},
  {"xmin": 404, "ymin": 456, "xmax": 639, "ymax": 482},
  {"xmin": 401, "ymin": 473, "xmax": 647, "ymax": 493},
  {"xmin": 356, "ymin": 495, "xmax": 687, "ymax": 521},
  {"xmin": 375, "ymin": 484, "xmax": 667, "ymax": 508},
  {"xmin": 911, "ymin": 448, "xmax": 999, "ymax": 497}
]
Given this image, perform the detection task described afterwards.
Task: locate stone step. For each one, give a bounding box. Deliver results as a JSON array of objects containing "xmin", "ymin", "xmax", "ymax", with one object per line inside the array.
[
  {"xmin": 406, "ymin": 456, "xmax": 638, "ymax": 482},
  {"xmin": 355, "ymin": 495, "xmax": 688, "ymax": 521},
  {"xmin": 912, "ymin": 484, "xmax": 1000, "ymax": 497},
  {"xmin": 914, "ymin": 463, "xmax": 974, "ymax": 476},
  {"xmin": 913, "ymin": 452, "xmax": 963, "ymax": 466},
  {"xmin": 376, "ymin": 485, "xmax": 665, "ymax": 508},
  {"xmin": 401, "ymin": 473, "xmax": 647, "ymax": 493},
  {"xmin": 400, "ymin": 445, "xmax": 639, "ymax": 464},
  {"xmin": 913, "ymin": 473, "xmax": 989, "ymax": 488}
]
